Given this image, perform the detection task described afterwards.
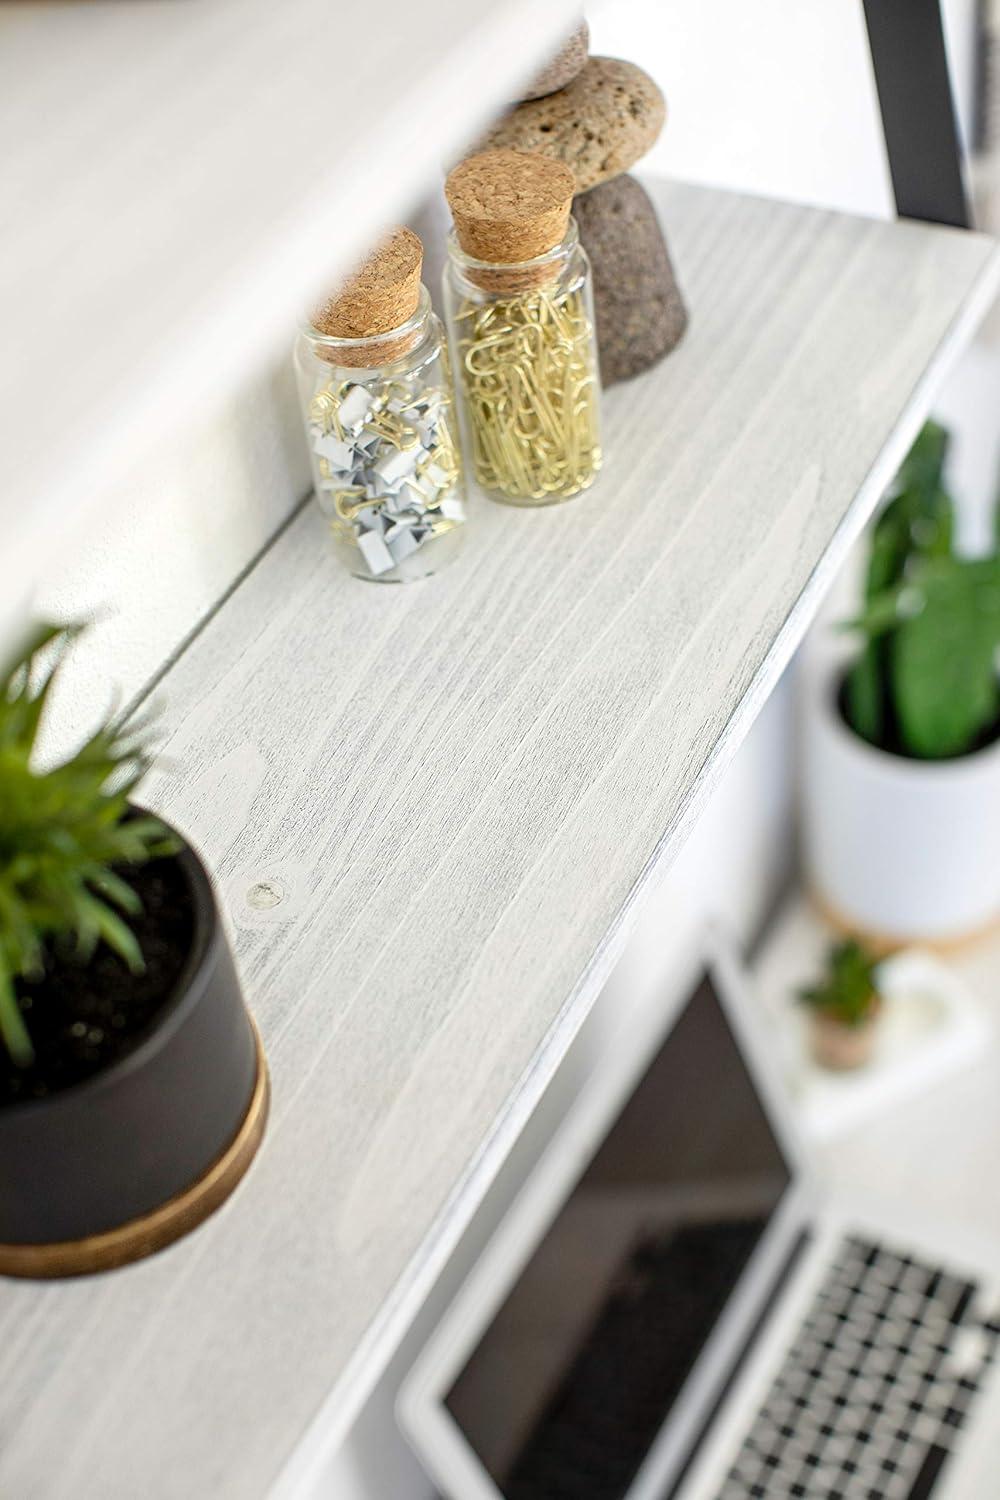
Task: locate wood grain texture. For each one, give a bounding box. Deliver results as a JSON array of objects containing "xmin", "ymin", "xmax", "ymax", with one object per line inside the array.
[
  {"xmin": 0, "ymin": 0, "xmax": 581, "ymax": 648},
  {"xmin": 0, "ymin": 181, "xmax": 997, "ymax": 1500}
]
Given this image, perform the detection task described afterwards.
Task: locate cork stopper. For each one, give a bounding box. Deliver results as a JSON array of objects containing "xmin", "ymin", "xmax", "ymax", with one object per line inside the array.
[
  {"xmin": 446, "ymin": 149, "xmax": 575, "ymax": 292},
  {"xmin": 311, "ymin": 228, "xmax": 423, "ymax": 366}
]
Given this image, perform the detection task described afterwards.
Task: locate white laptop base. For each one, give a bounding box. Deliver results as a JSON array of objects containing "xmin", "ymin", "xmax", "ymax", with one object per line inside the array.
[
  {"xmin": 673, "ymin": 1195, "xmax": 1000, "ymax": 1500},
  {"xmin": 399, "ymin": 934, "xmax": 1000, "ymax": 1500}
]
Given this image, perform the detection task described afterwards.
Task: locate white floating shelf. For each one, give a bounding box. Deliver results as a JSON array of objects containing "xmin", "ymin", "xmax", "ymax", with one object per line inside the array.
[
  {"xmin": 1, "ymin": 180, "xmax": 997, "ymax": 1500},
  {"xmin": 0, "ymin": 0, "xmax": 580, "ymax": 643}
]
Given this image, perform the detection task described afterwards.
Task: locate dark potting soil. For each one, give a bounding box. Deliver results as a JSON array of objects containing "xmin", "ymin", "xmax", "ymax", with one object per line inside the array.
[{"xmin": 1, "ymin": 857, "xmax": 195, "ymax": 1107}]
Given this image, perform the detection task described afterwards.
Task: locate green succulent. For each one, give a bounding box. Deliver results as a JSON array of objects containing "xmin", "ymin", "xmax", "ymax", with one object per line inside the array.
[
  {"xmin": 798, "ymin": 939, "xmax": 881, "ymax": 1028},
  {"xmin": 844, "ymin": 421, "xmax": 1000, "ymax": 759},
  {"xmin": 0, "ymin": 623, "xmax": 176, "ymax": 1068}
]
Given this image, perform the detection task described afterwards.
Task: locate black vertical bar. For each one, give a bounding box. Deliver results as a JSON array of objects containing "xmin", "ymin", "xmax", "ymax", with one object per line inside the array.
[
  {"xmin": 974, "ymin": 0, "xmax": 990, "ymax": 153},
  {"xmin": 864, "ymin": 0, "xmax": 971, "ymax": 227}
]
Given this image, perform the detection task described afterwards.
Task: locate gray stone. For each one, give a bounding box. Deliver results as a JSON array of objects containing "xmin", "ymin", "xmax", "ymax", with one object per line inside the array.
[{"xmin": 574, "ymin": 173, "xmax": 688, "ymax": 385}]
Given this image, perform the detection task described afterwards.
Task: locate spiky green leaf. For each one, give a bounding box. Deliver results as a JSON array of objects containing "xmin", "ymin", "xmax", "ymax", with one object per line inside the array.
[
  {"xmin": 0, "ymin": 623, "xmax": 177, "ymax": 1065},
  {"xmin": 0, "ymin": 962, "xmax": 33, "ymax": 1069},
  {"xmin": 892, "ymin": 557, "xmax": 1000, "ymax": 758},
  {"xmin": 840, "ymin": 421, "xmax": 1000, "ymax": 759},
  {"xmin": 798, "ymin": 939, "xmax": 880, "ymax": 1027}
]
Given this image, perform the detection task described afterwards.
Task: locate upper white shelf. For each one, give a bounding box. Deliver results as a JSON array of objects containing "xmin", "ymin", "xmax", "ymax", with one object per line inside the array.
[
  {"xmin": 0, "ymin": 0, "xmax": 580, "ymax": 642},
  {"xmin": 0, "ymin": 180, "xmax": 997, "ymax": 1500}
]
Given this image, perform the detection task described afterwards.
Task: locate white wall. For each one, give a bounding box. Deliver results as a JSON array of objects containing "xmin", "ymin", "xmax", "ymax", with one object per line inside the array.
[
  {"xmin": 591, "ymin": 0, "xmax": 978, "ymax": 218},
  {"xmin": 592, "ymin": 0, "xmax": 891, "ymax": 217}
]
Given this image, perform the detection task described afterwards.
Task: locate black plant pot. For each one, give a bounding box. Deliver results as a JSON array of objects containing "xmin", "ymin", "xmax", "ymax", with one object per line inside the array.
[{"xmin": 0, "ymin": 821, "xmax": 268, "ymax": 1278}]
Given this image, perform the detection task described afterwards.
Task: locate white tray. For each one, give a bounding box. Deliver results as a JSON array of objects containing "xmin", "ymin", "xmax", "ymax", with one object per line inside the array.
[{"xmin": 751, "ymin": 897, "xmax": 991, "ymax": 1142}]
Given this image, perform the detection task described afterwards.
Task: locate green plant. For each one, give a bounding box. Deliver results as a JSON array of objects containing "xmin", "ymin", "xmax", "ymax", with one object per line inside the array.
[
  {"xmin": 0, "ymin": 624, "xmax": 175, "ymax": 1068},
  {"xmin": 843, "ymin": 421, "xmax": 1000, "ymax": 759},
  {"xmin": 798, "ymin": 939, "xmax": 881, "ymax": 1029}
]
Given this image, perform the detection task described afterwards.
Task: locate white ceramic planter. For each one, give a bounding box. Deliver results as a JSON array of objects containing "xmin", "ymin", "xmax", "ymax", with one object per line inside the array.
[{"xmin": 801, "ymin": 656, "xmax": 1000, "ymax": 946}]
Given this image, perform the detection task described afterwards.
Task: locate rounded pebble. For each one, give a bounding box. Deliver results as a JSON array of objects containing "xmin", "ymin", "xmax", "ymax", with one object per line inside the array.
[{"xmin": 482, "ymin": 57, "xmax": 665, "ymax": 193}]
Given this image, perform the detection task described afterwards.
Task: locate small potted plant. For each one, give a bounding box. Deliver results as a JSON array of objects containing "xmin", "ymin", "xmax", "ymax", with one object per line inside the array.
[
  {"xmin": 798, "ymin": 938, "xmax": 883, "ymax": 1071},
  {"xmin": 801, "ymin": 421, "xmax": 1000, "ymax": 945},
  {"xmin": 0, "ymin": 624, "xmax": 268, "ymax": 1278}
]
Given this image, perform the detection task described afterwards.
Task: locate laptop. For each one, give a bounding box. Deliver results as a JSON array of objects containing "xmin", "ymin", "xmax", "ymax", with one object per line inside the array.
[{"xmin": 398, "ymin": 934, "xmax": 1000, "ymax": 1500}]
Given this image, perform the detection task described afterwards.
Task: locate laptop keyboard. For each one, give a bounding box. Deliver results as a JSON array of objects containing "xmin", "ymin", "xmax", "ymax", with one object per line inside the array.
[{"xmin": 720, "ymin": 1235, "xmax": 1000, "ymax": 1500}]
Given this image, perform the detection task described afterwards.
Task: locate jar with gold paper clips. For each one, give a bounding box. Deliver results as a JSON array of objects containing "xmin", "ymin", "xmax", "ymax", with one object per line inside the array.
[
  {"xmin": 442, "ymin": 149, "xmax": 602, "ymax": 506},
  {"xmin": 295, "ymin": 227, "xmax": 465, "ymax": 582}
]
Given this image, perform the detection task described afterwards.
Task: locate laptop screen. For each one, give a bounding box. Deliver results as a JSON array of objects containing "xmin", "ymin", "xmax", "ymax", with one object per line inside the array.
[{"xmin": 444, "ymin": 973, "xmax": 792, "ymax": 1500}]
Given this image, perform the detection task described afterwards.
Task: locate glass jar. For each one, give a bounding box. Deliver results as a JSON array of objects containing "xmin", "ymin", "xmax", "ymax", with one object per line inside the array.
[
  {"xmin": 295, "ymin": 288, "xmax": 465, "ymax": 582},
  {"xmin": 442, "ymin": 219, "xmax": 602, "ymax": 506}
]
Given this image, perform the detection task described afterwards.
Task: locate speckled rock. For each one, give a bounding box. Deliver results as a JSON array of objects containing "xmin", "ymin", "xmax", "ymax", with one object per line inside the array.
[
  {"xmin": 520, "ymin": 20, "xmax": 589, "ymax": 101},
  {"xmin": 482, "ymin": 57, "xmax": 665, "ymax": 193},
  {"xmin": 574, "ymin": 174, "xmax": 688, "ymax": 385}
]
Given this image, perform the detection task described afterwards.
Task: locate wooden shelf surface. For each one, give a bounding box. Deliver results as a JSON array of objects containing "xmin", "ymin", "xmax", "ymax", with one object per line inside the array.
[{"xmin": 1, "ymin": 180, "xmax": 997, "ymax": 1500}]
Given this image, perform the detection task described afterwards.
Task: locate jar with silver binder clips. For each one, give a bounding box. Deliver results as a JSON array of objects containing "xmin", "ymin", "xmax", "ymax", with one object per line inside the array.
[
  {"xmin": 295, "ymin": 228, "xmax": 465, "ymax": 582},
  {"xmin": 442, "ymin": 149, "xmax": 602, "ymax": 506}
]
